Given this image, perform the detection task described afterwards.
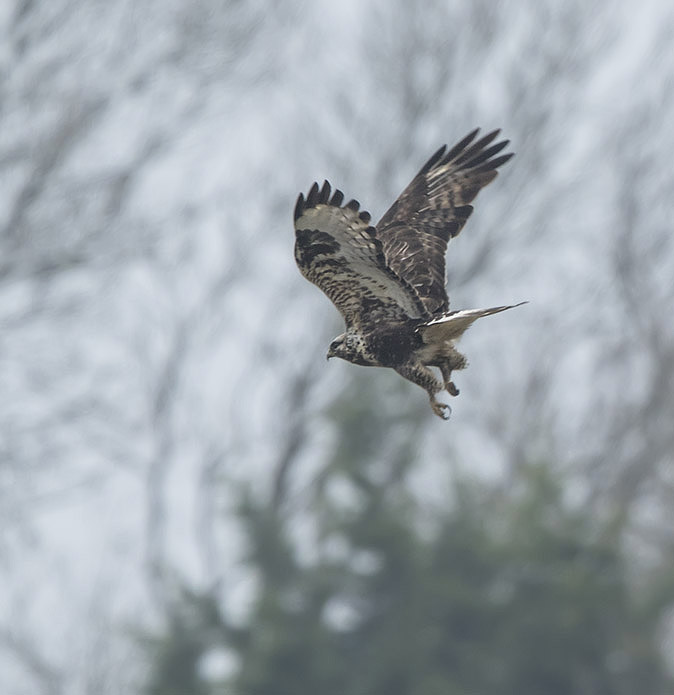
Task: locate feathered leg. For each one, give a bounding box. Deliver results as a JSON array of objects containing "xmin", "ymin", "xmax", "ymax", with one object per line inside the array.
[
  {"xmin": 395, "ymin": 362, "xmax": 451, "ymax": 420},
  {"xmin": 439, "ymin": 363, "xmax": 460, "ymax": 397},
  {"xmin": 436, "ymin": 346, "xmax": 467, "ymax": 397}
]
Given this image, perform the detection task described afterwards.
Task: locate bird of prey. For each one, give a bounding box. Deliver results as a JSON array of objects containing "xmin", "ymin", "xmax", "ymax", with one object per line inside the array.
[{"xmin": 294, "ymin": 128, "xmax": 524, "ymax": 419}]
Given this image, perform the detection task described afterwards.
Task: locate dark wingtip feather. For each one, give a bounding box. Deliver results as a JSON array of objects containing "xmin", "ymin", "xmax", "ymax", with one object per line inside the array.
[
  {"xmin": 461, "ymin": 139, "xmax": 509, "ymax": 169},
  {"xmin": 482, "ymin": 128, "xmax": 501, "ymax": 143},
  {"xmin": 319, "ymin": 180, "xmax": 331, "ymax": 203},
  {"xmin": 295, "ymin": 182, "xmax": 372, "ymax": 221},
  {"xmin": 481, "ymin": 152, "xmax": 514, "ymax": 172},
  {"xmin": 418, "ymin": 144, "xmax": 447, "ymax": 175},
  {"xmin": 306, "ymin": 182, "xmax": 320, "ymax": 207},
  {"xmin": 330, "ymin": 188, "xmax": 344, "ymax": 206},
  {"xmin": 454, "ymin": 130, "xmax": 502, "ymax": 167},
  {"xmin": 470, "ymin": 129, "xmax": 501, "ymax": 155},
  {"xmin": 482, "ymin": 139, "xmax": 509, "ymax": 159},
  {"xmin": 441, "ymin": 128, "xmax": 480, "ymax": 165},
  {"xmin": 294, "ymin": 192, "xmax": 305, "ymax": 221}
]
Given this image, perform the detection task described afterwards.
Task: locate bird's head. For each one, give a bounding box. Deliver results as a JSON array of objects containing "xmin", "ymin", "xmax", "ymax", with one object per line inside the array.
[
  {"xmin": 327, "ymin": 333, "xmax": 372, "ymax": 366},
  {"xmin": 327, "ymin": 334, "xmax": 349, "ymax": 361}
]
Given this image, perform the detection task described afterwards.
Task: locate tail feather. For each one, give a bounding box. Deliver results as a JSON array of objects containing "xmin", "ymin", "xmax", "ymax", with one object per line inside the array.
[{"xmin": 418, "ymin": 302, "xmax": 527, "ymax": 343}]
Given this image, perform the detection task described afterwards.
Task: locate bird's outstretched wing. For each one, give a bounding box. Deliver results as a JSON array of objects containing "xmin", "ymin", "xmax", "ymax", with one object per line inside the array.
[
  {"xmin": 294, "ymin": 181, "xmax": 428, "ymax": 330},
  {"xmin": 376, "ymin": 129, "xmax": 514, "ymax": 315}
]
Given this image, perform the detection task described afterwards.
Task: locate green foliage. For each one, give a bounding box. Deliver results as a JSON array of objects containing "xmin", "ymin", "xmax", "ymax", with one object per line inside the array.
[
  {"xmin": 144, "ymin": 447, "xmax": 674, "ymax": 695},
  {"xmin": 144, "ymin": 589, "xmax": 225, "ymax": 695}
]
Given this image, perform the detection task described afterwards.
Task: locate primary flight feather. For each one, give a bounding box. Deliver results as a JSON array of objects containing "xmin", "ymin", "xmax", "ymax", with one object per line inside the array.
[{"xmin": 294, "ymin": 128, "xmax": 525, "ymax": 419}]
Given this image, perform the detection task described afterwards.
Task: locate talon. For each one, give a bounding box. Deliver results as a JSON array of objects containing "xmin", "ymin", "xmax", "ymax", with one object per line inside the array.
[
  {"xmin": 447, "ymin": 381, "xmax": 459, "ymax": 397},
  {"xmin": 431, "ymin": 401, "xmax": 451, "ymax": 420}
]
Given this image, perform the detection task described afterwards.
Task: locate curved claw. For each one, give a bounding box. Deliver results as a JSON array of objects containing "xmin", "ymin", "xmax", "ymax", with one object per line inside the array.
[
  {"xmin": 446, "ymin": 381, "xmax": 460, "ymax": 397},
  {"xmin": 430, "ymin": 399, "xmax": 452, "ymax": 420}
]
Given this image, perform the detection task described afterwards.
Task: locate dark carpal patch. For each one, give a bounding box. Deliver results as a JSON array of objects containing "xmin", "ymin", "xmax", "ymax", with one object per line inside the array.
[{"xmin": 295, "ymin": 228, "xmax": 341, "ymax": 264}]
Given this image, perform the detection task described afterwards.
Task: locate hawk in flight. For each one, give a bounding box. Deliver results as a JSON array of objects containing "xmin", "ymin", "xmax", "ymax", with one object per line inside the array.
[{"xmin": 294, "ymin": 129, "xmax": 524, "ymax": 419}]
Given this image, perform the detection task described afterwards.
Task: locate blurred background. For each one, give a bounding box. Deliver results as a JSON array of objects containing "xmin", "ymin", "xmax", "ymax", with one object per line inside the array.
[{"xmin": 2, "ymin": 0, "xmax": 674, "ymax": 692}]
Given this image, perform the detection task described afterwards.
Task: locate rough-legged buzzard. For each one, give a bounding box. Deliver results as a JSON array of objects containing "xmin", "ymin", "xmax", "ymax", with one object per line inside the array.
[{"xmin": 294, "ymin": 129, "xmax": 524, "ymax": 419}]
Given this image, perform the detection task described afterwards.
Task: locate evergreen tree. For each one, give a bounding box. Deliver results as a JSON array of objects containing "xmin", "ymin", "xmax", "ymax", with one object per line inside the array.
[{"xmin": 144, "ymin": 394, "xmax": 674, "ymax": 695}]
